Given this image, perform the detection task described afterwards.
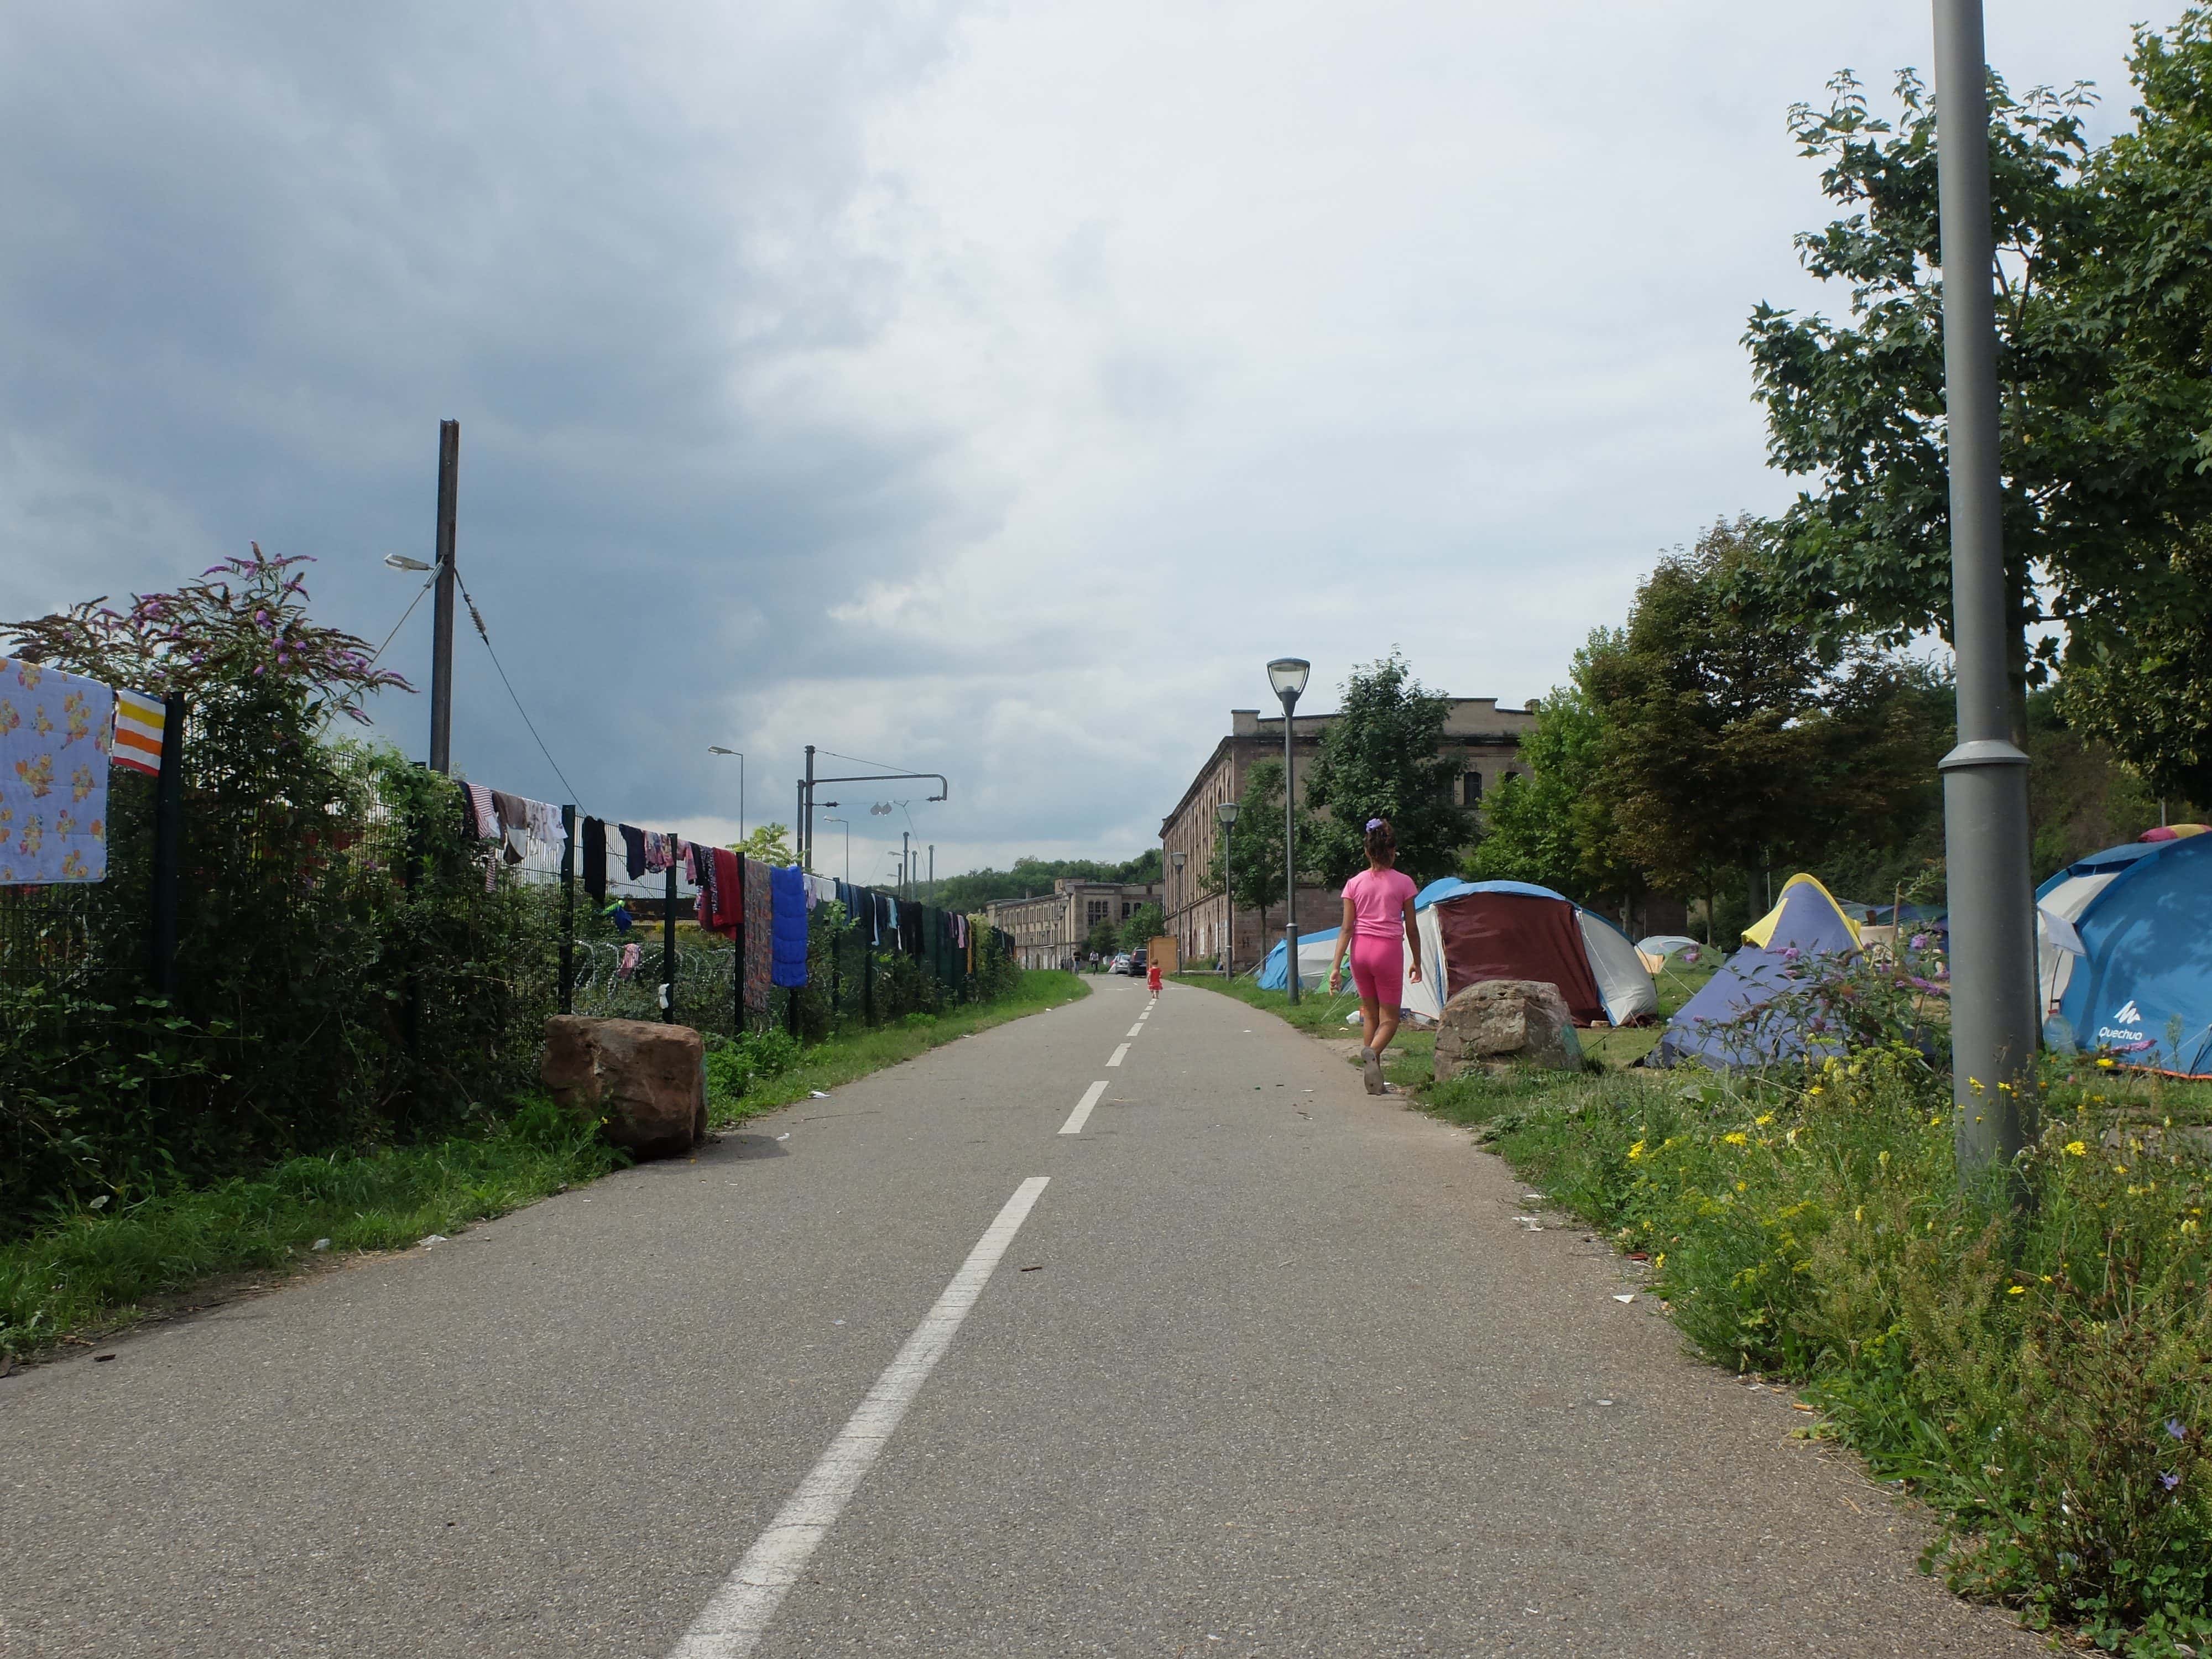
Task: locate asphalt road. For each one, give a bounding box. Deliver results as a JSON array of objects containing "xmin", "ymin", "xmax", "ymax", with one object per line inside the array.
[{"xmin": 0, "ymin": 975, "xmax": 2038, "ymax": 1657}]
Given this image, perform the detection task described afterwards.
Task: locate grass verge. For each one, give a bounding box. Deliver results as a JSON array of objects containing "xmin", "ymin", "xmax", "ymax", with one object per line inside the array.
[
  {"xmin": 2, "ymin": 970, "xmax": 1089, "ymax": 1364},
  {"xmin": 1411, "ymin": 1052, "xmax": 2212, "ymax": 1655},
  {"xmin": 0, "ymin": 1096, "xmax": 625, "ymax": 1362},
  {"xmin": 1195, "ymin": 965, "xmax": 2212, "ymax": 1650},
  {"xmin": 707, "ymin": 969, "xmax": 1089, "ymax": 1125}
]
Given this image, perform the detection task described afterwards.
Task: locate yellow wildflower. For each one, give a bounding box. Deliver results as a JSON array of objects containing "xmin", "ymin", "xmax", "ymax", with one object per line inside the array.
[
  {"xmin": 2063, "ymin": 1141, "xmax": 2087, "ymax": 1156},
  {"xmin": 2097, "ymin": 1058, "xmax": 2116, "ymax": 1070},
  {"xmin": 1754, "ymin": 1113, "xmax": 1774, "ymax": 1127},
  {"xmin": 1721, "ymin": 1131, "xmax": 1749, "ymax": 1146},
  {"xmin": 1627, "ymin": 1139, "xmax": 1646, "ymax": 1161},
  {"xmin": 2007, "ymin": 1285, "xmax": 2026, "ymax": 1296}
]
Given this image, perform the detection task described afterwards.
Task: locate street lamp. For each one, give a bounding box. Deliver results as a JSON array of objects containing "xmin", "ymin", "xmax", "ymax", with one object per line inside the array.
[
  {"xmin": 823, "ymin": 817, "xmax": 851, "ymax": 883},
  {"xmin": 1267, "ymin": 658, "xmax": 1311, "ymax": 1003},
  {"xmin": 1170, "ymin": 848, "xmax": 1186, "ymax": 968},
  {"xmin": 1215, "ymin": 799, "xmax": 1240, "ymax": 975},
  {"xmin": 707, "ymin": 747, "xmax": 745, "ymax": 849},
  {"xmin": 1932, "ymin": 0, "xmax": 2037, "ymax": 1184}
]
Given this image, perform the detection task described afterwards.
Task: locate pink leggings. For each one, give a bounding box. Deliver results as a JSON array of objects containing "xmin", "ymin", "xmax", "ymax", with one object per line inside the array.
[{"xmin": 1348, "ymin": 932, "xmax": 1402, "ymax": 1001}]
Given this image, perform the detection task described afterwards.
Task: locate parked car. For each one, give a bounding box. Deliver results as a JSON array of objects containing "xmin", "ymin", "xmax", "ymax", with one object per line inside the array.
[
  {"xmin": 1130, "ymin": 949, "xmax": 1147, "ymax": 978},
  {"xmin": 1110, "ymin": 952, "xmax": 1133, "ymax": 975}
]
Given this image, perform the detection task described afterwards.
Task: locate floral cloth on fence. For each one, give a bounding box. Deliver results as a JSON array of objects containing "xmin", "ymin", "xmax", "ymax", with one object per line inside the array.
[{"xmin": 0, "ymin": 657, "xmax": 113, "ymax": 885}]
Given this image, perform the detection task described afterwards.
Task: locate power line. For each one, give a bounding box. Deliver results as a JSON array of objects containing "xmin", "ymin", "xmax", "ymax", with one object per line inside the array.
[
  {"xmin": 819, "ymin": 747, "xmax": 932, "ymax": 779},
  {"xmin": 451, "ymin": 566, "xmax": 585, "ymax": 808},
  {"xmin": 365, "ymin": 575, "xmax": 436, "ymax": 670}
]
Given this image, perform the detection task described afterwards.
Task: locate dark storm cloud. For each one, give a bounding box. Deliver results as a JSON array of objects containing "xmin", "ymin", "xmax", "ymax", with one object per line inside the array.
[{"xmin": 1, "ymin": 1, "xmax": 977, "ymax": 817}]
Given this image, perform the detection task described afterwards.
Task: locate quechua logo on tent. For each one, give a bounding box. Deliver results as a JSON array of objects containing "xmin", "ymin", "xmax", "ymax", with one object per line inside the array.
[{"xmin": 2098, "ymin": 999, "xmax": 2147, "ymax": 1048}]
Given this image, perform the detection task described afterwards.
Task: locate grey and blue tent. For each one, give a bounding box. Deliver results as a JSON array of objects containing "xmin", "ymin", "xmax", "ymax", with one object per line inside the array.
[
  {"xmin": 1654, "ymin": 877, "xmax": 1860, "ymax": 1067},
  {"xmin": 2037, "ymin": 830, "xmax": 2212, "ymax": 1076}
]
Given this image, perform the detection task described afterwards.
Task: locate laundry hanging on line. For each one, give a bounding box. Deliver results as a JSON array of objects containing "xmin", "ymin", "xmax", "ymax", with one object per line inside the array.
[
  {"xmin": 770, "ymin": 864, "xmax": 809, "ymax": 987},
  {"xmin": 0, "ymin": 657, "xmax": 113, "ymax": 885}
]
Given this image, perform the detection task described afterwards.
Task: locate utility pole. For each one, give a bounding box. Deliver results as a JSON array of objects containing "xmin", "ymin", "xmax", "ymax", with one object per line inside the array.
[
  {"xmin": 802, "ymin": 745, "xmax": 816, "ymax": 872},
  {"xmin": 928, "ymin": 843, "xmax": 934, "ymax": 902},
  {"xmin": 902, "ymin": 830, "xmax": 911, "ymax": 900},
  {"xmin": 1933, "ymin": 0, "xmax": 2037, "ymax": 1180},
  {"xmin": 429, "ymin": 420, "xmax": 459, "ymax": 774}
]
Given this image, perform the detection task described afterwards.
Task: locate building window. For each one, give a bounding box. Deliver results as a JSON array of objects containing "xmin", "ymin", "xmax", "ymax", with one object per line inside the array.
[
  {"xmin": 1462, "ymin": 769, "xmax": 1483, "ymax": 806},
  {"xmin": 1088, "ymin": 900, "xmax": 1108, "ymax": 926}
]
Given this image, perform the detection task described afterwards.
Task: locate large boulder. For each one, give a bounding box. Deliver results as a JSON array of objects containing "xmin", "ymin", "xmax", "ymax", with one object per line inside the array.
[
  {"xmin": 1433, "ymin": 980, "xmax": 1583, "ymax": 1079},
  {"xmin": 540, "ymin": 1016, "xmax": 707, "ymax": 1160}
]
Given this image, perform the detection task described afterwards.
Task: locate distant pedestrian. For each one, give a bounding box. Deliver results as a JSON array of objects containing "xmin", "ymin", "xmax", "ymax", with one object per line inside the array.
[
  {"xmin": 1146, "ymin": 957, "xmax": 1162, "ymax": 1000},
  {"xmin": 1327, "ymin": 816, "xmax": 1421, "ymax": 1094}
]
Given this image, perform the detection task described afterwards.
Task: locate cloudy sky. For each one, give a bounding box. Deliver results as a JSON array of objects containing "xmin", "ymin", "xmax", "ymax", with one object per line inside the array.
[{"xmin": 1, "ymin": 1, "xmax": 2173, "ymax": 884}]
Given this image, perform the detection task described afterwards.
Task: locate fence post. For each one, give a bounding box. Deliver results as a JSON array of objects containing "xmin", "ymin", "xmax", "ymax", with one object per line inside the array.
[
  {"xmin": 662, "ymin": 847, "xmax": 677, "ymax": 1024},
  {"xmin": 146, "ymin": 692, "xmax": 185, "ymax": 997},
  {"xmin": 559, "ymin": 804, "xmax": 575, "ymax": 1015},
  {"xmin": 863, "ymin": 900, "xmax": 875, "ymax": 1027},
  {"xmin": 733, "ymin": 855, "xmax": 747, "ymax": 1036}
]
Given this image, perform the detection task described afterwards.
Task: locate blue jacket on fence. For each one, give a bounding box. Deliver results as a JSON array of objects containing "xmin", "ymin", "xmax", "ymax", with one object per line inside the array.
[{"xmin": 770, "ymin": 864, "xmax": 810, "ymax": 988}]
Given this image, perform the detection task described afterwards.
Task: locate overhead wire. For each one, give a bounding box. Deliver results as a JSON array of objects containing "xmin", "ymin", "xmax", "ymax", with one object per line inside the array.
[
  {"xmin": 451, "ymin": 565, "xmax": 586, "ymax": 808},
  {"xmin": 364, "ymin": 574, "xmax": 436, "ymax": 670}
]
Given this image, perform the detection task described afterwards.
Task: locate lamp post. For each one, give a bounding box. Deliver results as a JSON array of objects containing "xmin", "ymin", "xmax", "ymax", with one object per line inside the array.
[
  {"xmin": 1267, "ymin": 658, "xmax": 1311, "ymax": 1003},
  {"xmin": 1933, "ymin": 0, "xmax": 2037, "ymax": 1181},
  {"xmin": 823, "ymin": 817, "xmax": 850, "ymax": 883},
  {"xmin": 1215, "ymin": 799, "xmax": 1240, "ymax": 975},
  {"xmin": 1171, "ymin": 848, "xmax": 1186, "ymax": 968},
  {"xmin": 707, "ymin": 747, "xmax": 745, "ymax": 849}
]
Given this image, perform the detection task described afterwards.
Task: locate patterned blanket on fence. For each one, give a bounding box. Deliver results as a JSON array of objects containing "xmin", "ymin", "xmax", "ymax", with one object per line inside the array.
[{"xmin": 0, "ymin": 657, "xmax": 113, "ymax": 884}]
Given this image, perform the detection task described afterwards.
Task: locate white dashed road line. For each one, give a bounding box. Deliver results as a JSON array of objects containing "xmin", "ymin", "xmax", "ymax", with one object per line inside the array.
[
  {"xmin": 667, "ymin": 1178, "xmax": 1051, "ymax": 1659},
  {"xmin": 1106, "ymin": 1043, "xmax": 1129, "ymax": 1068},
  {"xmin": 1126, "ymin": 1023, "xmax": 1144, "ymax": 1037},
  {"xmin": 1058, "ymin": 1081, "xmax": 1109, "ymax": 1136}
]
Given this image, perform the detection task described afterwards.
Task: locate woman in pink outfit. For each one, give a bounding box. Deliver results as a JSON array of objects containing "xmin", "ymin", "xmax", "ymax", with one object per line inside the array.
[{"xmin": 1327, "ymin": 816, "xmax": 1421, "ymax": 1094}]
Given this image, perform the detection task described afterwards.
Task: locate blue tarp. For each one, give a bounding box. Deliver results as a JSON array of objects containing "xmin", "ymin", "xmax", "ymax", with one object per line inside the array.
[
  {"xmin": 770, "ymin": 864, "xmax": 810, "ymax": 987},
  {"xmin": 1655, "ymin": 880, "xmax": 1859, "ymax": 1068},
  {"xmin": 1255, "ymin": 926, "xmax": 1339, "ymax": 990},
  {"xmin": 1413, "ymin": 877, "xmax": 1567, "ymax": 910},
  {"xmin": 2043, "ymin": 833, "xmax": 2212, "ymax": 1074}
]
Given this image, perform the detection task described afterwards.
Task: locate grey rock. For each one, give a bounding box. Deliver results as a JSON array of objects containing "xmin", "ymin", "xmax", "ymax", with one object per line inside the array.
[{"xmin": 1433, "ymin": 979, "xmax": 1583, "ymax": 1079}]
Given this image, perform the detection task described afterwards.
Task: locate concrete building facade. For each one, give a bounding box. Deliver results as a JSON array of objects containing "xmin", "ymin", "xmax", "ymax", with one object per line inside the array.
[
  {"xmin": 986, "ymin": 880, "xmax": 1167, "ymax": 972},
  {"xmin": 1156, "ymin": 698, "xmax": 1536, "ymax": 973}
]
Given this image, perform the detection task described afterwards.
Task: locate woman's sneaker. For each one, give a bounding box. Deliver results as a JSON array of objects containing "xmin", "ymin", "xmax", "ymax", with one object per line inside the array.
[{"xmin": 1362, "ymin": 1046, "xmax": 1385, "ymax": 1094}]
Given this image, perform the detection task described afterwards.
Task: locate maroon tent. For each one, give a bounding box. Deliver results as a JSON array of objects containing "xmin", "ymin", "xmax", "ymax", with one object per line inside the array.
[{"xmin": 1431, "ymin": 890, "xmax": 1606, "ymax": 1024}]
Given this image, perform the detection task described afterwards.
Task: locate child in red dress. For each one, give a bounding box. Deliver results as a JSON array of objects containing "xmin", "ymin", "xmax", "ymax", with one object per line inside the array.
[{"xmin": 1146, "ymin": 958, "xmax": 1162, "ymax": 999}]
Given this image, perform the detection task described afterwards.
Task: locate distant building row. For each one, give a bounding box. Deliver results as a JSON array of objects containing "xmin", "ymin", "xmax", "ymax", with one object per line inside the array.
[{"xmin": 986, "ymin": 880, "xmax": 1166, "ymax": 972}]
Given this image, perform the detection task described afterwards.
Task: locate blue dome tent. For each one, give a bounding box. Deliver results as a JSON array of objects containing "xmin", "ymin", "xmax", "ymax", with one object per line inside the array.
[
  {"xmin": 1654, "ymin": 877, "xmax": 1860, "ymax": 1068},
  {"xmin": 2037, "ymin": 832, "xmax": 2212, "ymax": 1076}
]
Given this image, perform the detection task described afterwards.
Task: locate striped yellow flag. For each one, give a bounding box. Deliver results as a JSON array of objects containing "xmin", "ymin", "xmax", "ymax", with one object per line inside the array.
[{"xmin": 114, "ymin": 688, "xmax": 165, "ymax": 776}]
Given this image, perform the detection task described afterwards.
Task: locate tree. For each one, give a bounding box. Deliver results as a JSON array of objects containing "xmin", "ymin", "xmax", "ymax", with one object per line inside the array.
[
  {"xmin": 1301, "ymin": 650, "xmax": 1471, "ymax": 884},
  {"xmin": 1463, "ymin": 632, "xmax": 1639, "ymax": 905},
  {"xmin": 933, "ymin": 850, "xmax": 1160, "ymax": 911},
  {"xmin": 1747, "ymin": 14, "xmax": 2212, "ymax": 789},
  {"xmin": 1585, "ymin": 518, "xmax": 1945, "ymax": 935},
  {"xmin": 2045, "ymin": 14, "xmax": 2212, "ymax": 801},
  {"xmin": 1120, "ymin": 902, "xmax": 1166, "ymax": 954},
  {"xmin": 1742, "ymin": 66, "xmax": 2096, "ymax": 738},
  {"xmin": 1203, "ymin": 759, "xmax": 1318, "ymax": 917},
  {"xmin": 1083, "ymin": 916, "xmax": 1121, "ymax": 959},
  {"xmin": 735, "ymin": 823, "xmax": 794, "ymax": 865}
]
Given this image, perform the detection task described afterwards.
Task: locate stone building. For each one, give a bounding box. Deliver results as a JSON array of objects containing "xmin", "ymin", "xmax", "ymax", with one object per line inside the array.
[
  {"xmin": 986, "ymin": 879, "xmax": 1167, "ymax": 971},
  {"xmin": 1156, "ymin": 698, "xmax": 1535, "ymax": 972}
]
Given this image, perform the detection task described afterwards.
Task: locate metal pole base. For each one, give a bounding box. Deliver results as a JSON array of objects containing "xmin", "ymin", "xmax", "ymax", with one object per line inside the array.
[
  {"xmin": 1284, "ymin": 924, "xmax": 1301, "ymax": 1003},
  {"xmin": 1938, "ymin": 738, "xmax": 2037, "ymax": 1176}
]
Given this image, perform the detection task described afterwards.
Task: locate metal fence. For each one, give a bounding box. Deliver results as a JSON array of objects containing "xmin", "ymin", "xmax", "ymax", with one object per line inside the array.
[{"xmin": 3, "ymin": 700, "xmax": 1014, "ymax": 1048}]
